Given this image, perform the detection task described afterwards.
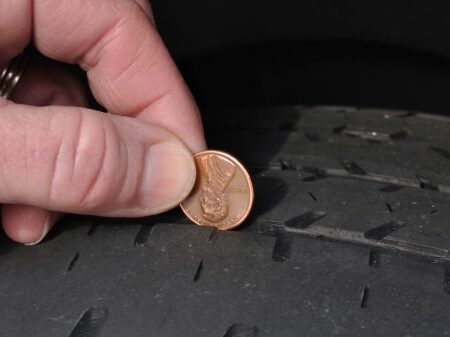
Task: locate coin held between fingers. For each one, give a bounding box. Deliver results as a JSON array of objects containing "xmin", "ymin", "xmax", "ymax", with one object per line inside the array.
[{"xmin": 180, "ymin": 150, "xmax": 254, "ymax": 230}]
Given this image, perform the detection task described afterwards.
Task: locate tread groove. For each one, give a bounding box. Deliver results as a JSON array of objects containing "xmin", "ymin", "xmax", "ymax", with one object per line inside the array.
[
  {"xmin": 360, "ymin": 285, "xmax": 370, "ymax": 309},
  {"xmin": 308, "ymin": 192, "xmax": 317, "ymax": 201},
  {"xmin": 279, "ymin": 158, "xmax": 298, "ymax": 171},
  {"xmin": 86, "ymin": 222, "xmax": 99, "ymax": 237},
  {"xmin": 68, "ymin": 307, "xmax": 108, "ymax": 337},
  {"xmin": 396, "ymin": 111, "xmax": 416, "ymax": 118},
  {"xmin": 369, "ymin": 250, "xmax": 381, "ymax": 268},
  {"xmin": 389, "ymin": 130, "xmax": 408, "ymax": 139},
  {"xmin": 339, "ymin": 160, "xmax": 367, "ymax": 175},
  {"xmin": 380, "ymin": 185, "xmax": 405, "ymax": 193},
  {"xmin": 364, "ymin": 221, "xmax": 406, "ymax": 241},
  {"xmin": 430, "ymin": 146, "xmax": 450, "ymax": 160},
  {"xmin": 284, "ymin": 211, "xmax": 327, "ymax": 229},
  {"xmin": 298, "ymin": 168, "xmax": 450, "ymax": 194},
  {"xmin": 272, "ymin": 231, "xmax": 293, "ymax": 262},
  {"xmin": 279, "ymin": 121, "xmax": 299, "ymax": 132},
  {"xmin": 223, "ymin": 323, "xmax": 258, "ymax": 337},
  {"xmin": 417, "ymin": 175, "xmax": 440, "ymax": 191},
  {"xmin": 193, "ymin": 260, "xmax": 204, "ymax": 282},
  {"xmin": 67, "ymin": 252, "xmax": 80, "ymax": 272},
  {"xmin": 134, "ymin": 225, "xmax": 154, "ymax": 247},
  {"xmin": 385, "ymin": 202, "xmax": 394, "ymax": 213},
  {"xmin": 444, "ymin": 267, "xmax": 450, "ymax": 294},
  {"xmin": 304, "ymin": 132, "xmax": 320, "ymax": 142},
  {"xmin": 332, "ymin": 125, "xmax": 347, "ymax": 134},
  {"xmin": 208, "ymin": 228, "xmax": 218, "ymax": 243},
  {"xmin": 302, "ymin": 167, "xmax": 328, "ymax": 181}
]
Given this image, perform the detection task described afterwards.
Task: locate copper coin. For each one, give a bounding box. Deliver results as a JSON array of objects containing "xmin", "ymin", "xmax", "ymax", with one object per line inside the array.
[{"xmin": 180, "ymin": 150, "xmax": 254, "ymax": 230}]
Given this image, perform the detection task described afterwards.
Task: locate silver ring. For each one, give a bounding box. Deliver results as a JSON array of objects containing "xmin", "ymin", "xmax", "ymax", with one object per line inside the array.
[{"xmin": 0, "ymin": 51, "xmax": 29, "ymax": 99}]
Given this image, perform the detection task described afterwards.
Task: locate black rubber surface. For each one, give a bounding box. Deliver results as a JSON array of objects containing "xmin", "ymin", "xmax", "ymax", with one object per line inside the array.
[{"xmin": 1, "ymin": 106, "xmax": 449, "ymax": 336}]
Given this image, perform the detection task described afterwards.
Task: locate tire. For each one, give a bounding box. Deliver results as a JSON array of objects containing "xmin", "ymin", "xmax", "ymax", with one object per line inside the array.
[{"xmin": 1, "ymin": 106, "xmax": 449, "ymax": 337}]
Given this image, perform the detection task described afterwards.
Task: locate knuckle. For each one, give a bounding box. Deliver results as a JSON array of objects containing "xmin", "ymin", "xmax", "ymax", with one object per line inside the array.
[
  {"xmin": 49, "ymin": 111, "xmax": 123, "ymax": 211},
  {"xmin": 73, "ymin": 117, "xmax": 119, "ymax": 210}
]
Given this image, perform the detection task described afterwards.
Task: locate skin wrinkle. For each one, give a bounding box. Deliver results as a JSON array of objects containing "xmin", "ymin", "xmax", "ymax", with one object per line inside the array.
[
  {"xmin": 109, "ymin": 116, "xmax": 155, "ymax": 212},
  {"xmin": 116, "ymin": 123, "xmax": 135, "ymax": 211},
  {"xmin": 130, "ymin": 139, "xmax": 146, "ymax": 210},
  {"xmin": 118, "ymin": 121, "xmax": 135, "ymax": 207},
  {"xmin": 77, "ymin": 3, "xmax": 166, "ymax": 112},
  {"xmin": 86, "ymin": 26, "xmax": 166, "ymax": 117},
  {"xmin": 46, "ymin": 133, "xmax": 63, "ymax": 206},
  {"xmin": 69, "ymin": 110, "xmax": 84, "ymax": 184},
  {"xmin": 36, "ymin": 1, "xmax": 101, "ymax": 64},
  {"xmin": 88, "ymin": 121, "xmax": 133, "ymax": 216},
  {"xmin": 135, "ymin": 88, "xmax": 181, "ymax": 124},
  {"xmin": 33, "ymin": 0, "xmax": 70, "ymax": 58},
  {"xmin": 126, "ymin": 88, "xmax": 171, "ymax": 120},
  {"xmin": 110, "ymin": 117, "xmax": 172, "ymax": 212},
  {"xmin": 36, "ymin": 1, "xmax": 118, "ymax": 67},
  {"xmin": 93, "ymin": 118, "xmax": 124, "ymax": 211},
  {"xmin": 108, "ymin": 29, "xmax": 156, "ymax": 90},
  {"xmin": 74, "ymin": 116, "xmax": 108, "ymax": 211},
  {"xmin": 134, "ymin": 0, "xmax": 153, "ymax": 20},
  {"xmin": 92, "ymin": 42, "xmax": 173, "ymax": 118},
  {"xmin": 112, "ymin": 118, "xmax": 129, "ymax": 198},
  {"xmin": 79, "ymin": 15, "xmax": 124, "ymax": 70}
]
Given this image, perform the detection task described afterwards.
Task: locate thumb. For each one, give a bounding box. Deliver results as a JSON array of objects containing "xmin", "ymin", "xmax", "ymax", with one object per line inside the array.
[{"xmin": 0, "ymin": 100, "xmax": 196, "ymax": 216}]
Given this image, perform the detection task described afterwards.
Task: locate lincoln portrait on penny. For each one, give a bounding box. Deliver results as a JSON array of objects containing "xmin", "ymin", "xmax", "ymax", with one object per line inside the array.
[{"xmin": 198, "ymin": 154, "xmax": 237, "ymax": 222}]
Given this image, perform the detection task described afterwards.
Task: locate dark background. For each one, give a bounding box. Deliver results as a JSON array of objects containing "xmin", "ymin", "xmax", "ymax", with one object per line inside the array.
[{"xmin": 151, "ymin": 0, "xmax": 450, "ymax": 115}]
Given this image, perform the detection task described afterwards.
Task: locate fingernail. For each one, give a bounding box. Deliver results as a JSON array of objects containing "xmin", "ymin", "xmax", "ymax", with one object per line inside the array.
[
  {"xmin": 140, "ymin": 141, "xmax": 196, "ymax": 213},
  {"xmin": 24, "ymin": 213, "xmax": 59, "ymax": 246}
]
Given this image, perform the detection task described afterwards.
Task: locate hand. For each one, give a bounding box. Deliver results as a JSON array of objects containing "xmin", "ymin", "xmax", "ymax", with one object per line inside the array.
[{"xmin": 0, "ymin": 0, "xmax": 206, "ymax": 244}]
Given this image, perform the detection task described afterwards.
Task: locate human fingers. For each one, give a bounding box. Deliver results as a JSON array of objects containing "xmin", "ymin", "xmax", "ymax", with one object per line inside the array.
[
  {"xmin": 134, "ymin": 0, "xmax": 155, "ymax": 22},
  {"xmin": 0, "ymin": 0, "xmax": 31, "ymax": 63},
  {"xmin": 2, "ymin": 60, "xmax": 88, "ymax": 244},
  {"xmin": 33, "ymin": 0, "xmax": 205, "ymax": 151},
  {"xmin": 1, "ymin": 205, "xmax": 61, "ymax": 245},
  {"xmin": 0, "ymin": 100, "xmax": 195, "ymax": 217}
]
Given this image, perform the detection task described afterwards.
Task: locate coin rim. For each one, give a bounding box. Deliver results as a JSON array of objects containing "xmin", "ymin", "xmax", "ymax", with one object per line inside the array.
[{"xmin": 180, "ymin": 149, "xmax": 254, "ymax": 230}]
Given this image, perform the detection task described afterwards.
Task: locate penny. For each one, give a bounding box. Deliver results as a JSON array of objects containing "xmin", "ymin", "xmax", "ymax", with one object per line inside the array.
[{"xmin": 180, "ymin": 150, "xmax": 254, "ymax": 230}]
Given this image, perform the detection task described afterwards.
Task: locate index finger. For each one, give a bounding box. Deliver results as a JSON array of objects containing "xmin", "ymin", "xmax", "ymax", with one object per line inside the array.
[
  {"xmin": 2, "ymin": 0, "xmax": 206, "ymax": 152},
  {"xmin": 0, "ymin": 0, "xmax": 31, "ymax": 63}
]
